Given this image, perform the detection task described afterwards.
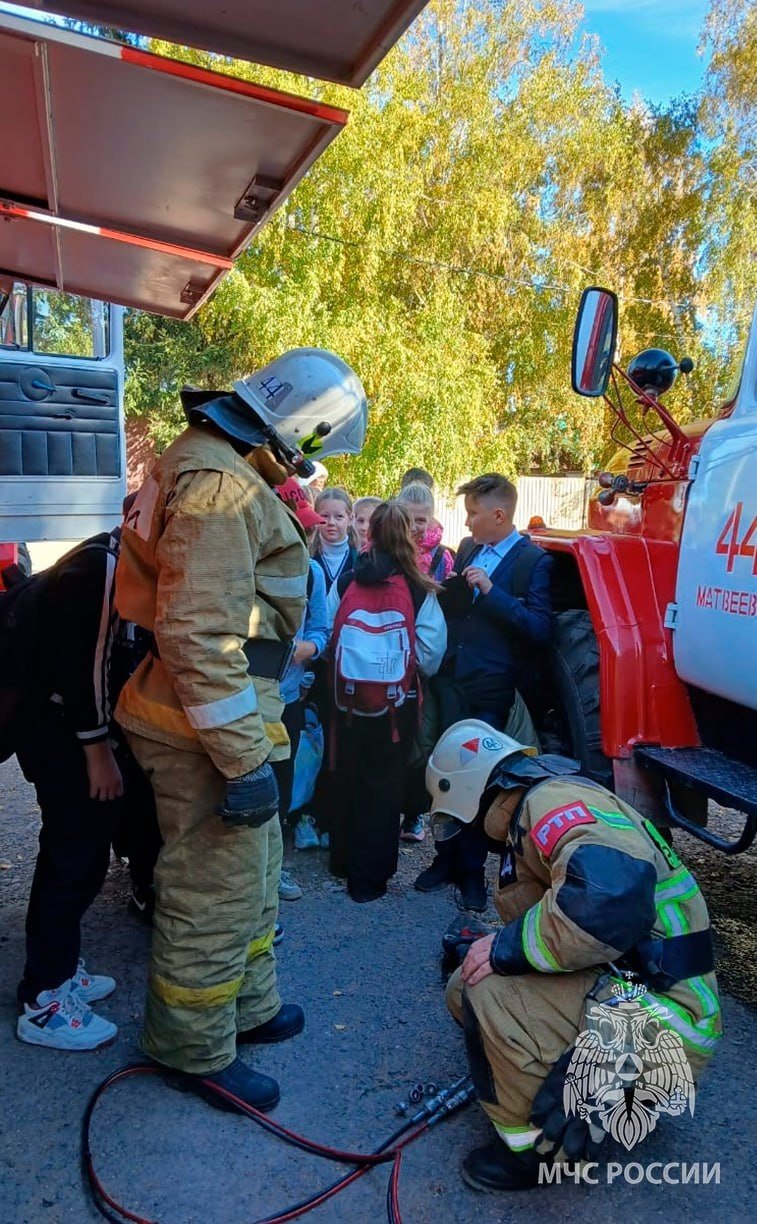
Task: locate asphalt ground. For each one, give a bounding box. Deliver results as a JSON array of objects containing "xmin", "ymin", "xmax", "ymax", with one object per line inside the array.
[{"xmin": 1, "ymin": 757, "xmax": 755, "ymax": 1223}]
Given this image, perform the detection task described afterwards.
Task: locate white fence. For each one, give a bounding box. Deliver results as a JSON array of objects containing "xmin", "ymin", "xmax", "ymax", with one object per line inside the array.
[{"xmin": 435, "ymin": 475, "xmax": 592, "ymax": 547}]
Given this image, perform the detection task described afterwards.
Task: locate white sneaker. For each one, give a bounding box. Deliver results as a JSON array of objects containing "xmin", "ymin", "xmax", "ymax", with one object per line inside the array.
[
  {"xmin": 294, "ymin": 815, "xmax": 320, "ymax": 851},
  {"xmin": 278, "ymin": 870, "xmax": 303, "ymax": 901},
  {"xmin": 400, "ymin": 815, "xmax": 426, "ymax": 842},
  {"xmin": 17, "ymin": 982, "xmax": 118, "ymax": 1051},
  {"xmin": 71, "ymin": 957, "xmax": 116, "ymax": 1004}
]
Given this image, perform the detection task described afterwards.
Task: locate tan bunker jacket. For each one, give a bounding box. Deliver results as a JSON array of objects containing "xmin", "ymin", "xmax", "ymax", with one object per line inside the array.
[
  {"xmin": 485, "ymin": 777, "xmax": 721, "ymax": 1069},
  {"xmin": 115, "ymin": 426, "xmax": 308, "ymax": 778}
]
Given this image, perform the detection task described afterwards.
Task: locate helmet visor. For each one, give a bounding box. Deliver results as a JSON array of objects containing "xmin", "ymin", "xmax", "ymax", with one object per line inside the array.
[{"xmin": 430, "ymin": 812, "xmax": 462, "ymax": 842}]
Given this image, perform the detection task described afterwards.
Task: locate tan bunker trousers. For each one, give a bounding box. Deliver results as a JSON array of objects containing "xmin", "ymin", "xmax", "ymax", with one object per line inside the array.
[
  {"xmin": 127, "ymin": 732, "xmax": 282, "ymax": 1074},
  {"xmin": 446, "ymin": 966, "xmax": 598, "ymax": 1151}
]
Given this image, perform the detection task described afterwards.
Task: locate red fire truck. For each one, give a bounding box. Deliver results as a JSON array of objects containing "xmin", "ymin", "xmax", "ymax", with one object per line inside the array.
[{"xmin": 530, "ymin": 288, "xmax": 757, "ymax": 854}]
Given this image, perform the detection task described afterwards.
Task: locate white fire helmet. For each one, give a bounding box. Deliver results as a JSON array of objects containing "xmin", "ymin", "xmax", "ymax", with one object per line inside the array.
[
  {"xmin": 425, "ymin": 720, "xmax": 536, "ymax": 841},
  {"xmin": 234, "ymin": 348, "xmax": 367, "ymax": 460}
]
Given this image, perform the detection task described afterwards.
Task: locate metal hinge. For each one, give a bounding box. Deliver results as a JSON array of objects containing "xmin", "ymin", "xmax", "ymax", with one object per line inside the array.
[
  {"xmin": 664, "ymin": 602, "xmax": 679, "ymax": 629},
  {"xmin": 688, "ymin": 454, "xmax": 700, "ymax": 479}
]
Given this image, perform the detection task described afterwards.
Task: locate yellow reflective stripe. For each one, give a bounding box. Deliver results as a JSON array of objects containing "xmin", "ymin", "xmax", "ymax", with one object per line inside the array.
[
  {"xmin": 247, "ymin": 928, "xmax": 275, "ymax": 961},
  {"xmin": 492, "ymin": 1122, "xmax": 541, "ymax": 1151},
  {"xmin": 185, "ymin": 685, "xmax": 258, "ymax": 731},
  {"xmin": 265, "ymin": 721, "xmax": 290, "ymax": 747},
  {"xmin": 150, "ymin": 971, "xmax": 243, "ymax": 1009}
]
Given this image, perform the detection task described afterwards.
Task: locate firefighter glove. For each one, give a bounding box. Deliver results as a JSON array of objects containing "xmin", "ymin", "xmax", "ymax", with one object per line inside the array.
[
  {"xmin": 219, "ymin": 763, "xmax": 279, "ymax": 828},
  {"xmin": 530, "ymin": 1049, "xmax": 605, "ymax": 1163}
]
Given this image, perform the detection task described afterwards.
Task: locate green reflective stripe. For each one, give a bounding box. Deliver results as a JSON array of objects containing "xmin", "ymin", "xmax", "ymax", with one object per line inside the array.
[
  {"xmin": 643, "ymin": 819, "xmax": 683, "ymax": 868},
  {"xmin": 687, "ymin": 975, "xmax": 721, "ymax": 1029},
  {"xmin": 492, "ymin": 1122, "xmax": 541, "ymax": 1151},
  {"xmin": 656, "ymin": 899, "xmax": 684, "ymax": 937},
  {"xmin": 656, "ymin": 865, "xmax": 696, "ymax": 895},
  {"xmin": 588, "ymin": 805, "xmax": 635, "ymax": 830},
  {"xmin": 640, "ymin": 991, "xmax": 721, "ymax": 1053},
  {"xmin": 655, "ymin": 869, "xmax": 699, "ymax": 936},
  {"xmin": 656, "ymin": 893, "xmax": 697, "ymax": 936},
  {"xmin": 522, "ymin": 906, "xmax": 562, "ymax": 973}
]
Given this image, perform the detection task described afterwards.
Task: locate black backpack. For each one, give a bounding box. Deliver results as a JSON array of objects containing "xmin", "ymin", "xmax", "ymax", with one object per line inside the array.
[{"xmin": 0, "ymin": 540, "xmax": 118, "ymax": 763}]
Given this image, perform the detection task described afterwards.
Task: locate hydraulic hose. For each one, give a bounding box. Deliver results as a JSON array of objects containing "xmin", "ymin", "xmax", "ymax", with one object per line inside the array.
[{"xmin": 82, "ymin": 1063, "xmax": 473, "ymax": 1224}]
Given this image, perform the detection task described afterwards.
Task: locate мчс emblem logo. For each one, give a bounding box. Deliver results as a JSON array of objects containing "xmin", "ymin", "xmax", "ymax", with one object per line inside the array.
[{"xmin": 564, "ymin": 981, "xmax": 695, "ymax": 1151}]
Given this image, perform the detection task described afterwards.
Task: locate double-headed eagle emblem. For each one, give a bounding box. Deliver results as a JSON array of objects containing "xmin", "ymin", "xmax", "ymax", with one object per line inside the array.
[{"xmin": 564, "ymin": 981, "xmax": 695, "ymax": 1151}]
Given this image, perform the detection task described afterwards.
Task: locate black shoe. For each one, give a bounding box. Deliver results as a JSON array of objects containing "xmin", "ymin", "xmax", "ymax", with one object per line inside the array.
[
  {"xmin": 172, "ymin": 1056, "xmax": 280, "ymax": 1114},
  {"xmin": 457, "ymin": 873, "xmax": 487, "ymax": 913},
  {"xmin": 237, "ymin": 1003, "xmax": 304, "ymax": 1046},
  {"xmin": 461, "ymin": 1142, "xmax": 545, "ymax": 1192},
  {"xmin": 348, "ymin": 885, "xmax": 387, "ymax": 903},
  {"xmin": 415, "ymin": 856, "xmax": 455, "ymax": 892}
]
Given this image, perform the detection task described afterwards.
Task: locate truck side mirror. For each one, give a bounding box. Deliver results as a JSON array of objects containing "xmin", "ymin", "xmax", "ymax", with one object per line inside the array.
[{"xmin": 572, "ymin": 287, "xmax": 618, "ymax": 398}]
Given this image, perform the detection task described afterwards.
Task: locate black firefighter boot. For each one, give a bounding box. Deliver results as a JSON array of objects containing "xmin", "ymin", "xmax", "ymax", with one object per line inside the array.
[
  {"xmin": 171, "ymin": 1056, "xmax": 280, "ymax": 1114},
  {"xmin": 237, "ymin": 1003, "xmax": 305, "ymax": 1045},
  {"xmin": 461, "ymin": 1141, "xmax": 550, "ymax": 1192},
  {"xmin": 415, "ymin": 854, "xmax": 456, "ymax": 892}
]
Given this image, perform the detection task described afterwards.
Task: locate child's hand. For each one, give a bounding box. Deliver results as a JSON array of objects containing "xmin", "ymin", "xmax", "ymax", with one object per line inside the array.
[
  {"xmin": 293, "ymin": 639, "xmax": 317, "ymax": 666},
  {"xmin": 463, "ymin": 565, "xmax": 492, "ymax": 596},
  {"xmin": 83, "ymin": 741, "xmax": 124, "ymax": 801}
]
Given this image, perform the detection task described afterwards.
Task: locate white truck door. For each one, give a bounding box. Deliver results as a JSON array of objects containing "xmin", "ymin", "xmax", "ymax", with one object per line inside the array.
[
  {"xmin": 0, "ymin": 284, "xmax": 124, "ymax": 540},
  {"xmin": 672, "ymin": 307, "xmax": 757, "ymax": 711}
]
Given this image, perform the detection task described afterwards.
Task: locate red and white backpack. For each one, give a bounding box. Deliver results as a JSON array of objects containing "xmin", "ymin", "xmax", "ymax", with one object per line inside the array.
[{"xmin": 331, "ymin": 574, "xmax": 418, "ymax": 724}]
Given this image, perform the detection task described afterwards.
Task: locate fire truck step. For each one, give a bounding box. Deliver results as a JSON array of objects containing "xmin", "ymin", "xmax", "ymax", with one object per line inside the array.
[{"xmin": 636, "ymin": 746, "xmax": 757, "ymax": 854}]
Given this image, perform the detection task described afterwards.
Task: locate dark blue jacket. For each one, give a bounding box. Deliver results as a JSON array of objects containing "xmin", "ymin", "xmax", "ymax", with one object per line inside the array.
[
  {"xmin": 441, "ymin": 536, "xmax": 552, "ymax": 715},
  {"xmin": 312, "ymin": 545, "xmax": 358, "ymax": 595}
]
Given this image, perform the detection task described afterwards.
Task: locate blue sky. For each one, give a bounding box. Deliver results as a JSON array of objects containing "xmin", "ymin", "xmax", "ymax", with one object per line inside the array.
[
  {"xmin": 1, "ymin": 1, "xmax": 713, "ymax": 106},
  {"xmin": 581, "ymin": 0, "xmax": 712, "ymax": 104}
]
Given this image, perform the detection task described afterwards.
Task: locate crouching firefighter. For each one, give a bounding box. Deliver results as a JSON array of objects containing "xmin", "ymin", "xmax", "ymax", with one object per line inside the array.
[
  {"xmin": 427, "ymin": 720, "xmax": 721, "ymax": 1192},
  {"xmin": 115, "ymin": 349, "xmax": 367, "ymax": 1112}
]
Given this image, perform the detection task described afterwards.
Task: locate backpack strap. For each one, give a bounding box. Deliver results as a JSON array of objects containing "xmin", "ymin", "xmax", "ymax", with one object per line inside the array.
[
  {"xmin": 53, "ymin": 538, "xmax": 120, "ymax": 570},
  {"xmin": 429, "ymin": 545, "xmax": 446, "ymax": 583},
  {"xmin": 306, "ymin": 566, "xmax": 314, "ymax": 602}
]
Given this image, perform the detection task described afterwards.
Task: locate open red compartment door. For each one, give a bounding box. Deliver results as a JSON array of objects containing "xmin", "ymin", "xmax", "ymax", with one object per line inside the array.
[
  {"xmin": 0, "ymin": 12, "xmax": 347, "ymax": 318},
  {"xmin": 22, "ymin": 0, "xmax": 429, "ymax": 87}
]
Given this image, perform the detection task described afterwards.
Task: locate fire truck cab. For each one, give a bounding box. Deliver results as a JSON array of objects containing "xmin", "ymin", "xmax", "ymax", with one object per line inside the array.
[{"xmin": 531, "ymin": 288, "xmax": 757, "ymax": 854}]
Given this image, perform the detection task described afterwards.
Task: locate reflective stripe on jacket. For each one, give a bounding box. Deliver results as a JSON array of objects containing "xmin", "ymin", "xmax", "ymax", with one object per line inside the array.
[
  {"xmin": 486, "ymin": 777, "xmax": 721, "ymax": 1062},
  {"xmin": 115, "ymin": 426, "xmax": 308, "ymax": 777}
]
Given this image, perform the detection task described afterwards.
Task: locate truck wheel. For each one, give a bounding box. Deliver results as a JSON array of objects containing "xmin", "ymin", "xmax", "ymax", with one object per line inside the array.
[{"xmin": 540, "ymin": 609, "xmax": 612, "ymax": 787}]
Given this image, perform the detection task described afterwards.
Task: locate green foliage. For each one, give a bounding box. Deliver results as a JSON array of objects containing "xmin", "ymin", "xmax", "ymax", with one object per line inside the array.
[{"xmin": 123, "ymin": 0, "xmax": 756, "ymax": 492}]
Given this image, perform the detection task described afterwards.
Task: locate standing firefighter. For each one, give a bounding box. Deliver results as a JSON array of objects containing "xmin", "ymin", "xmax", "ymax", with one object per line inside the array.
[
  {"xmin": 115, "ymin": 349, "xmax": 366, "ymax": 1111},
  {"xmin": 427, "ymin": 721, "xmax": 721, "ymax": 1191}
]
